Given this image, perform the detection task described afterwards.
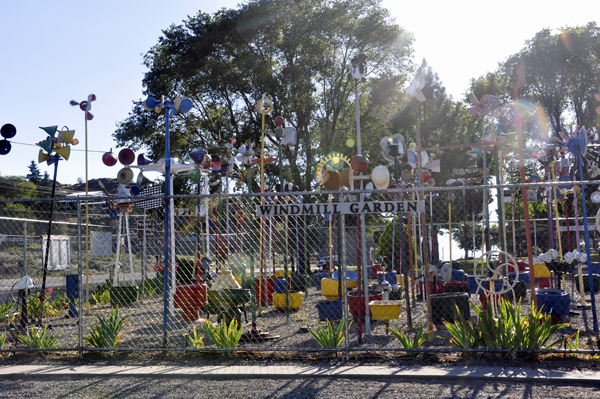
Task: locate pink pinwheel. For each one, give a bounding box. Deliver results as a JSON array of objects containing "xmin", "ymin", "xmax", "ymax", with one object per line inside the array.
[
  {"xmin": 467, "ymin": 93, "xmax": 489, "ymax": 116},
  {"xmin": 595, "ymin": 93, "xmax": 600, "ymax": 114}
]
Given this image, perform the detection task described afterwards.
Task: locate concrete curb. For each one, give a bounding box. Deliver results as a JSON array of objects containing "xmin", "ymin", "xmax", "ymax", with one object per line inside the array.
[{"xmin": 0, "ymin": 364, "xmax": 599, "ymax": 384}]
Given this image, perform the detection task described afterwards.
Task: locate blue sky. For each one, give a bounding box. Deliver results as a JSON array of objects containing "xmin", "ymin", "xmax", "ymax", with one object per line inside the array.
[{"xmin": 0, "ymin": 0, "xmax": 595, "ymax": 186}]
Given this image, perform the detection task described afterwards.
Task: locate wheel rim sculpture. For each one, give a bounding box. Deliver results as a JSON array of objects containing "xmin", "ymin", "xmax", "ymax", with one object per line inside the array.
[{"xmin": 473, "ymin": 250, "xmax": 520, "ymax": 315}]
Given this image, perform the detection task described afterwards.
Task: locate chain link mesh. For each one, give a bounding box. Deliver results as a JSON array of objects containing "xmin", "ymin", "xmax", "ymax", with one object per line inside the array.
[{"xmin": 1, "ymin": 181, "xmax": 600, "ymax": 357}]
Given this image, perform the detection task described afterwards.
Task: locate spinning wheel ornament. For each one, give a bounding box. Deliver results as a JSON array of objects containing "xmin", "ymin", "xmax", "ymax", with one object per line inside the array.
[
  {"xmin": 473, "ymin": 250, "xmax": 520, "ymax": 303},
  {"xmin": 316, "ymin": 153, "xmax": 351, "ymax": 191}
]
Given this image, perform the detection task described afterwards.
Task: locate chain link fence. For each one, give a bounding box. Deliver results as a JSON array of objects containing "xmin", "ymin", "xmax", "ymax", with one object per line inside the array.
[{"xmin": 2, "ymin": 181, "xmax": 600, "ymax": 358}]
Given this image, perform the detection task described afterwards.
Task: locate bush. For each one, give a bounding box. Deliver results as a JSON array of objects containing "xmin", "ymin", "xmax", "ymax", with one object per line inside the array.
[
  {"xmin": 18, "ymin": 325, "xmax": 61, "ymax": 351},
  {"xmin": 83, "ymin": 306, "xmax": 133, "ymax": 348}
]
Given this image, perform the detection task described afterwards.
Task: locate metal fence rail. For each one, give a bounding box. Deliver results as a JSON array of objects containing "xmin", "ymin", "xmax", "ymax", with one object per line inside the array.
[{"xmin": 1, "ymin": 181, "xmax": 600, "ymax": 359}]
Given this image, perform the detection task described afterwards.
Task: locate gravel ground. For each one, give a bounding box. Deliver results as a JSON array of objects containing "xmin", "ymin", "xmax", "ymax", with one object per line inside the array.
[{"xmin": 1, "ymin": 376, "xmax": 600, "ymax": 398}]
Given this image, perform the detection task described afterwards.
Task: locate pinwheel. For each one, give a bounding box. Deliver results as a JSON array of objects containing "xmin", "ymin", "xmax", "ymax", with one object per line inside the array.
[
  {"xmin": 595, "ymin": 93, "xmax": 600, "ymax": 114},
  {"xmin": 467, "ymin": 93, "xmax": 489, "ymax": 116},
  {"xmin": 405, "ymin": 79, "xmax": 426, "ymax": 102},
  {"xmin": 235, "ymin": 143, "xmax": 253, "ymax": 166}
]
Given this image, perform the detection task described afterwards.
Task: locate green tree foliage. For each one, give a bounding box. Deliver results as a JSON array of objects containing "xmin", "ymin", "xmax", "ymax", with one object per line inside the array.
[
  {"xmin": 114, "ymin": 0, "xmax": 414, "ymax": 191},
  {"xmin": 0, "ymin": 176, "xmax": 37, "ymax": 200},
  {"xmin": 468, "ymin": 22, "xmax": 600, "ymax": 136},
  {"xmin": 26, "ymin": 160, "xmax": 41, "ymax": 184}
]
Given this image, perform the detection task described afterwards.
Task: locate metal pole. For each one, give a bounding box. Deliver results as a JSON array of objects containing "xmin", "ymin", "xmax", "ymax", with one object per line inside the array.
[
  {"xmin": 23, "ymin": 221, "xmax": 27, "ymax": 277},
  {"xmin": 514, "ymin": 85, "xmax": 537, "ymax": 306},
  {"xmin": 40, "ymin": 156, "xmax": 59, "ymax": 325},
  {"xmin": 142, "ymin": 213, "xmax": 147, "ymax": 300},
  {"xmin": 77, "ymin": 199, "xmax": 83, "ymax": 359},
  {"xmin": 577, "ymin": 156, "xmax": 598, "ymax": 331},
  {"xmin": 162, "ymin": 102, "xmax": 172, "ymax": 347}
]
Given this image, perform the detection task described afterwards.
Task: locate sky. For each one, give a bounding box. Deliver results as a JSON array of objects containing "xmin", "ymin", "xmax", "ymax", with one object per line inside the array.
[{"xmin": 0, "ymin": 0, "xmax": 596, "ymax": 188}]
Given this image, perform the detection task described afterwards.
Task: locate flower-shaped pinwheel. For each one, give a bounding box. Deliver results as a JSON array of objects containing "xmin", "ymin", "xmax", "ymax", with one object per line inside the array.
[
  {"xmin": 467, "ymin": 93, "xmax": 489, "ymax": 116},
  {"xmin": 406, "ymin": 79, "xmax": 426, "ymax": 102},
  {"xmin": 595, "ymin": 93, "xmax": 600, "ymax": 115},
  {"xmin": 235, "ymin": 143, "xmax": 254, "ymax": 166}
]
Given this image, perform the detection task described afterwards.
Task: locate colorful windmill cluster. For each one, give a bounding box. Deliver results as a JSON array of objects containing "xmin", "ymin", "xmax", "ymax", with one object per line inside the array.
[{"xmin": 37, "ymin": 126, "xmax": 78, "ymax": 165}]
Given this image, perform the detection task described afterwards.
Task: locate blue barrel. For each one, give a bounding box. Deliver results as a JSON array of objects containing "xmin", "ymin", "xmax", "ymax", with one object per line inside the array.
[
  {"xmin": 332, "ymin": 270, "xmax": 358, "ymax": 281},
  {"xmin": 314, "ymin": 272, "xmax": 333, "ymax": 290},
  {"xmin": 66, "ymin": 274, "xmax": 79, "ymax": 299},
  {"xmin": 467, "ymin": 275, "xmax": 480, "ymax": 294},
  {"xmin": 274, "ymin": 278, "xmax": 287, "ymax": 293},
  {"xmin": 315, "ymin": 300, "xmax": 343, "ymax": 321},
  {"xmin": 466, "ymin": 276, "xmax": 505, "ymax": 294},
  {"xmin": 377, "ymin": 272, "xmax": 397, "ymax": 285},
  {"xmin": 536, "ymin": 288, "xmax": 570, "ymax": 316},
  {"xmin": 509, "ymin": 270, "xmax": 530, "ymax": 285},
  {"xmin": 584, "ymin": 263, "xmax": 600, "ymax": 275},
  {"xmin": 451, "ymin": 270, "xmax": 465, "ymax": 282},
  {"xmin": 65, "ymin": 274, "xmax": 79, "ymax": 318}
]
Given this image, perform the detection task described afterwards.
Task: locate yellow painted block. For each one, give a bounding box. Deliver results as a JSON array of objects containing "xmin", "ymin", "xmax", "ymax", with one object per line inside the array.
[
  {"xmin": 273, "ymin": 292, "xmax": 303, "ymax": 310},
  {"xmin": 369, "ymin": 300, "xmax": 402, "ymax": 320},
  {"xmin": 533, "ymin": 262, "xmax": 552, "ymax": 278}
]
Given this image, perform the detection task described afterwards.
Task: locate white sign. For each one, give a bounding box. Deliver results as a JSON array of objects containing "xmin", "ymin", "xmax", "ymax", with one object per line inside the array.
[{"xmin": 256, "ymin": 201, "xmax": 425, "ymax": 217}]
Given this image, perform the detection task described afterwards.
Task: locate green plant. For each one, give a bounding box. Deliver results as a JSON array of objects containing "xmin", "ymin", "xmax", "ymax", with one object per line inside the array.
[
  {"xmin": 90, "ymin": 289, "xmax": 111, "ymax": 305},
  {"xmin": 442, "ymin": 305, "xmax": 480, "ymax": 350},
  {"xmin": 0, "ymin": 298, "xmax": 15, "ymax": 323},
  {"xmin": 185, "ymin": 326, "xmax": 205, "ymax": 349},
  {"xmin": 0, "ymin": 331, "xmax": 6, "ymax": 349},
  {"xmin": 442, "ymin": 298, "xmax": 570, "ymax": 358},
  {"xmin": 18, "ymin": 325, "xmax": 61, "ymax": 351},
  {"xmin": 27, "ymin": 293, "xmax": 61, "ymax": 318},
  {"xmin": 83, "ymin": 306, "xmax": 133, "ymax": 348},
  {"xmin": 389, "ymin": 324, "xmax": 430, "ymax": 355},
  {"xmin": 202, "ymin": 318, "xmax": 243, "ymax": 349},
  {"xmin": 307, "ymin": 318, "xmax": 349, "ymax": 349},
  {"xmin": 138, "ymin": 279, "xmax": 158, "ymax": 298},
  {"xmin": 51, "ymin": 290, "xmax": 69, "ymax": 310},
  {"xmin": 565, "ymin": 330, "xmax": 580, "ymax": 357}
]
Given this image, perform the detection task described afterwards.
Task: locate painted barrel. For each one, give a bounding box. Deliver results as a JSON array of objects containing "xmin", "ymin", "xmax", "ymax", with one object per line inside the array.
[
  {"xmin": 348, "ymin": 290, "xmax": 383, "ymax": 319},
  {"xmin": 254, "ymin": 277, "xmax": 275, "ymax": 306},
  {"xmin": 377, "ymin": 272, "xmax": 397, "ymax": 285},
  {"xmin": 443, "ymin": 281, "xmax": 469, "ymax": 294},
  {"xmin": 536, "ymin": 288, "xmax": 570, "ymax": 316},
  {"xmin": 430, "ymin": 292, "xmax": 470, "ymax": 324},
  {"xmin": 274, "ymin": 278, "xmax": 288, "ymax": 293},
  {"xmin": 451, "ymin": 269, "xmax": 465, "ymax": 282},
  {"xmin": 314, "ymin": 272, "xmax": 333, "ymax": 290},
  {"xmin": 316, "ymin": 300, "xmax": 343, "ymax": 321}
]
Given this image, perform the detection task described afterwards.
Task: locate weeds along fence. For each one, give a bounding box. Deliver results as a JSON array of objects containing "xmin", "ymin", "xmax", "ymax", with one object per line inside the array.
[{"xmin": 2, "ymin": 181, "xmax": 600, "ymax": 359}]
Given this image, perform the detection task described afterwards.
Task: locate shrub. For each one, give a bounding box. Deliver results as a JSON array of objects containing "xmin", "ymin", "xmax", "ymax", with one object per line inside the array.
[
  {"xmin": 185, "ymin": 326, "xmax": 205, "ymax": 349},
  {"xmin": 389, "ymin": 324, "xmax": 430, "ymax": 355},
  {"xmin": 202, "ymin": 318, "xmax": 243, "ymax": 350},
  {"xmin": 18, "ymin": 325, "xmax": 61, "ymax": 351},
  {"xmin": 307, "ymin": 318, "xmax": 349, "ymax": 349},
  {"xmin": 83, "ymin": 306, "xmax": 133, "ymax": 348}
]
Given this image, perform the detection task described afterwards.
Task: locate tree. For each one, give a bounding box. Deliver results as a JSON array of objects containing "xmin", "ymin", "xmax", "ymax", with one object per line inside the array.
[
  {"xmin": 114, "ymin": 0, "xmax": 414, "ymax": 192},
  {"xmin": 468, "ymin": 22, "xmax": 600, "ymax": 137},
  {"xmin": 26, "ymin": 160, "xmax": 41, "ymax": 184}
]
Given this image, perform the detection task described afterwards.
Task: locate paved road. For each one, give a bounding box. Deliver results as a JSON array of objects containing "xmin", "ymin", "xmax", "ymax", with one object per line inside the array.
[
  {"xmin": 1, "ymin": 364, "xmax": 599, "ymax": 398},
  {"xmin": 1, "ymin": 375, "xmax": 599, "ymax": 398}
]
